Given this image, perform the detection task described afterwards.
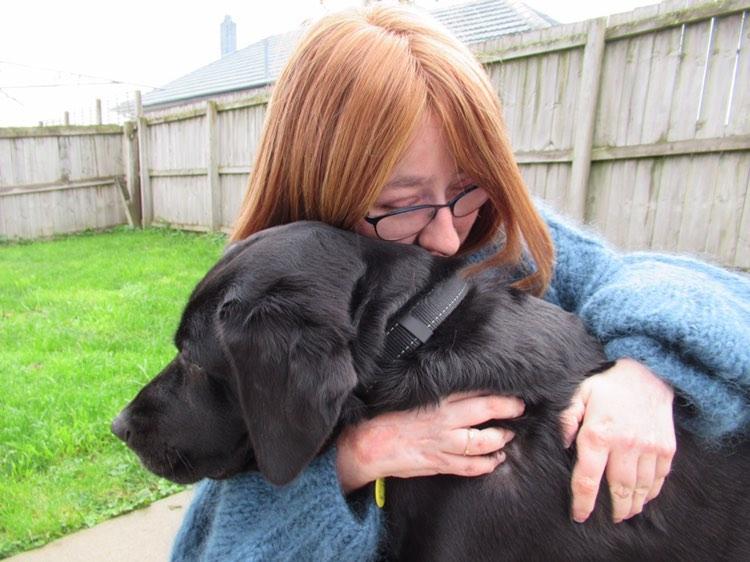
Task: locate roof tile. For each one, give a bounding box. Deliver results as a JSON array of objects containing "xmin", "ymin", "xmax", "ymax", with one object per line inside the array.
[{"xmin": 143, "ymin": 0, "xmax": 553, "ymax": 108}]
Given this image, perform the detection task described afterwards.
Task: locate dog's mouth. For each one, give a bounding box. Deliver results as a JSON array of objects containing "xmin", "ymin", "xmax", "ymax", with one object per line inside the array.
[
  {"xmin": 131, "ymin": 435, "xmax": 255, "ymax": 484},
  {"xmin": 133, "ymin": 445, "xmax": 201, "ymax": 485},
  {"xmin": 206, "ymin": 438, "xmax": 256, "ymax": 481}
]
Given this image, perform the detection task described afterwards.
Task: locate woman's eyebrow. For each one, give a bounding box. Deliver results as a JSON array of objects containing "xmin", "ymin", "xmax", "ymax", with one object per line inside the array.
[
  {"xmin": 384, "ymin": 175, "xmax": 432, "ymax": 188},
  {"xmin": 384, "ymin": 172, "xmax": 466, "ymax": 188}
]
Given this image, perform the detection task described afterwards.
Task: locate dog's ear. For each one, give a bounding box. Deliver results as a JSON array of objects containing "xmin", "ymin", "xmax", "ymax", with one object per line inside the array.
[{"xmin": 218, "ymin": 277, "xmax": 358, "ymax": 485}]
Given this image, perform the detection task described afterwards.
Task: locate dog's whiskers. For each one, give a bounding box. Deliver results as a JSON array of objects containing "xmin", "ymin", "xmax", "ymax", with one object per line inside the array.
[
  {"xmin": 165, "ymin": 451, "xmax": 175, "ymax": 474},
  {"xmin": 175, "ymin": 448, "xmax": 195, "ymax": 475}
]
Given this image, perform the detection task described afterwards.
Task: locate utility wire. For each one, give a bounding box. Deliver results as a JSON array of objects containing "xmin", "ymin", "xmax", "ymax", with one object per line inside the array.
[
  {"xmin": 0, "ymin": 60, "xmax": 162, "ymax": 90},
  {"xmin": 0, "ymin": 82, "xmax": 130, "ymax": 88},
  {"xmin": 0, "ymin": 88, "xmax": 24, "ymax": 105}
]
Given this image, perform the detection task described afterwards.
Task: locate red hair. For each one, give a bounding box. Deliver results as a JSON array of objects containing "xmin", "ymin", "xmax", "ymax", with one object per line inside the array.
[{"xmin": 231, "ymin": 5, "xmax": 553, "ymax": 294}]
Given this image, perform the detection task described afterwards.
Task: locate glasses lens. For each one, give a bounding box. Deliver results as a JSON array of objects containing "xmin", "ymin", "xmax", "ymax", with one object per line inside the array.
[
  {"xmin": 376, "ymin": 207, "xmax": 435, "ymax": 241},
  {"xmin": 453, "ymin": 187, "xmax": 489, "ymax": 217}
]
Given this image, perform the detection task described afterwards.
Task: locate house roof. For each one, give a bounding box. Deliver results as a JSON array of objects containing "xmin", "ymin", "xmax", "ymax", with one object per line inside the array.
[
  {"xmin": 142, "ymin": 30, "xmax": 302, "ymax": 109},
  {"xmin": 431, "ymin": 0, "xmax": 556, "ymax": 43},
  {"xmin": 142, "ymin": 0, "xmax": 555, "ymax": 109}
]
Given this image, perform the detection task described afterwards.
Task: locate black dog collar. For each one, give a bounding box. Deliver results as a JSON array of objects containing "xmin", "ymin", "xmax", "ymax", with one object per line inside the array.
[
  {"xmin": 382, "ymin": 274, "xmax": 469, "ymax": 362},
  {"xmin": 375, "ymin": 273, "xmax": 469, "ymax": 509}
]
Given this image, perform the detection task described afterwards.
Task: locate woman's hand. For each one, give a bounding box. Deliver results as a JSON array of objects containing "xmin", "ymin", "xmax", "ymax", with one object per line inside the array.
[
  {"xmin": 336, "ymin": 392, "xmax": 524, "ymax": 493},
  {"xmin": 560, "ymin": 358, "xmax": 676, "ymax": 523}
]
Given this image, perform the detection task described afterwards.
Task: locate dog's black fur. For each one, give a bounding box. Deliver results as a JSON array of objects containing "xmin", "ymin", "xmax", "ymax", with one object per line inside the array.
[{"xmin": 113, "ymin": 221, "xmax": 749, "ymax": 561}]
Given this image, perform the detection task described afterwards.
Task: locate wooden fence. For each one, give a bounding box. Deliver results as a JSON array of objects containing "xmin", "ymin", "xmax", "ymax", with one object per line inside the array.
[
  {"xmin": 0, "ymin": 125, "xmax": 141, "ymax": 239},
  {"xmin": 134, "ymin": 94, "xmax": 267, "ymax": 234},
  {"xmin": 481, "ymin": 0, "xmax": 750, "ymax": 267},
  {"xmin": 1, "ymin": 0, "xmax": 748, "ymax": 268}
]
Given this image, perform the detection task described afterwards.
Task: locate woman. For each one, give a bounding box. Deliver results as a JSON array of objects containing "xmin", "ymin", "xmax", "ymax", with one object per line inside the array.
[{"xmin": 171, "ymin": 5, "xmax": 750, "ymax": 561}]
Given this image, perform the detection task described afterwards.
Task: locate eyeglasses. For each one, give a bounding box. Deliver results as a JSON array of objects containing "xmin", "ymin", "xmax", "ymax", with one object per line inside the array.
[{"xmin": 364, "ymin": 184, "xmax": 489, "ymax": 241}]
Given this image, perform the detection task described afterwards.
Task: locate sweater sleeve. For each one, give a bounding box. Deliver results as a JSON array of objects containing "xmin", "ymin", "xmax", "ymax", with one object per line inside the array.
[
  {"xmin": 170, "ymin": 448, "xmax": 382, "ymax": 562},
  {"xmin": 540, "ymin": 205, "xmax": 750, "ymax": 441}
]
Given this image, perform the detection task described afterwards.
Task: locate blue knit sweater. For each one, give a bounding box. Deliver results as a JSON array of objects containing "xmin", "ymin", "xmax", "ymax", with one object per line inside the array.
[{"xmin": 171, "ymin": 209, "xmax": 750, "ymax": 562}]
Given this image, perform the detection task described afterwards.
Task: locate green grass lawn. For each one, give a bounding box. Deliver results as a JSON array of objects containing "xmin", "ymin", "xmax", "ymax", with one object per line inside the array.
[{"xmin": 0, "ymin": 227, "xmax": 227, "ymax": 558}]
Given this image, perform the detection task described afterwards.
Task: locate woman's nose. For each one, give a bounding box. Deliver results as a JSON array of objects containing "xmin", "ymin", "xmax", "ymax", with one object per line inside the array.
[{"xmin": 416, "ymin": 207, "xmax": 461, "ymax": 256}]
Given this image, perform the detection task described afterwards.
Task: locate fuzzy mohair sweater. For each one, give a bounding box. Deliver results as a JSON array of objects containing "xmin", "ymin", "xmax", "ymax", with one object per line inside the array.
[{"xmin": 171, "ymin": 208, "xmax": 750, "ymax": 562}]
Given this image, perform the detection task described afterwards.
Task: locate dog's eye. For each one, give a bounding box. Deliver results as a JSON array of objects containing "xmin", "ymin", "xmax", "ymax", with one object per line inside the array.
[
  {"xmin": 185, "ymin": 361, "xmax": 205, "ymax": 376},
  {"xmin": 177, "ymin": 352, "xmax": 203, "ymax": 377}
]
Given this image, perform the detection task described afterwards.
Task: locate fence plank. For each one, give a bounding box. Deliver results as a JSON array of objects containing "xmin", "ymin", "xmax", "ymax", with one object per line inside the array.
[
  {"xmin": 0, "ymin": 125, "xmax": 121, "ymax": 139},
  {"xmin": 137, "ymin": 116, "xmax": 152, "ymax": 226},
  {"xmin": 656, "ymin": 156, "xmax": 691, "ymax": 252},
  {"xmin": 668, "ymin": 20, "xmax": 707, "ymax": 141},
  {"xmin": 732, "ymin": 155, "xmax": 750, "ymax": 267},
  {"xmin": 569, "ymin": 18, "xmax": 606, "ymax": 221},
  {"xmin": 206, "ymin": 101, "xmax": 221, "ymax": 230},
  {"xmin": 123, "ymin": 121, "xmax": 142, "ymax": 226},
  {"xmin": 606, "ymin": 0, "xmax": 750, "ymax": 40},
  {"xmin": 641, "ymin": 26, "xmax": 682, "ymax": 145},
  {"xmin": 0, "ymin": 177, "xmax": 117, "ymax": 196},
  {"xmin": 152, "ymin": 176, "xmax": 208, "ymax": 228},
  {"xmin": 595, "ymin": 35, "xmax": 628, "ymax": 149},
  {"xmin": 135, "ymin": 92, "xmax": 153, "ymax": 227},
  {"xmin": 115, "ymin": 176, "xmax": 135, "ymax": 227},
  {"xmin": 678, "ymin": 154, "xmax": 721, "ymax": 254},
  {"xmin": 726, "ymin": 10, "xmax": 749, "ymax": 135},
  {"xmin": 626, "ymin": 159, "xmax": 657, "ymax": 250},
  {"xmin": 590, "ymin": 135, "xmax": 750, "ymax": 160}
]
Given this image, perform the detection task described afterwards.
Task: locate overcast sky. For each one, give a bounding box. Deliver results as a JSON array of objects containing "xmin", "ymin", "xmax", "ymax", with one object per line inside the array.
[{"xmin": 0, "ymin": 0, "xmax": 657, "ymax": 126}]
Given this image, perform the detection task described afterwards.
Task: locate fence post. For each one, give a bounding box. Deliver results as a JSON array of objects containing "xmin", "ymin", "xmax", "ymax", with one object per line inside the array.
[
  {"xmin": 568, "ymin": 17, "xmax": 606, "ymax": 222},
  {"xmin": 58, "ymin": 132, "xmax": 71, "ymax": 183},
  {"xmin": 736, "ymin": 185, "xmax": 750, "ymax": 268},
  {"xmin": 135, "ymin": 91, "xmax": 153, "ymax": 226},
  {"xmin": 96, "ymin": 99, "xmax": 102, "ymax": 125},
  {"xmin": 206, "ymin": 100, "xmax": 221, "ymax": 231},
  {"xmin": 123, "ymin": 120, "xmax": 142, "ymax": 226}
]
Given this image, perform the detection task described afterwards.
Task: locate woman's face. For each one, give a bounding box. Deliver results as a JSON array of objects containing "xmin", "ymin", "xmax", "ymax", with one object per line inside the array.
[{"xmin": 354, "ymin": 113, "xmax": 480, "ymax": 257}]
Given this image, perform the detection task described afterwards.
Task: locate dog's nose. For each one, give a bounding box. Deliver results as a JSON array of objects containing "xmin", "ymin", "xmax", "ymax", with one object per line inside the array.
[{"xmin": 111, "ymin": 412, "xmax": 131, "ymax": 443}]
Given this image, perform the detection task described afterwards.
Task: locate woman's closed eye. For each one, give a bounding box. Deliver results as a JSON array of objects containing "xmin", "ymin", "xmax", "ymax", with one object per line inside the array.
[
  {"xmin": 447, "ymin": 183, "xmax": 475, "ymax": 200},
  {"xmin": 371, "ymin": 180, "xmax": 476, "ymax": 216},
  {"xmin": 371, "ymin": 198, "xmax": 421, "ymax": 215}
]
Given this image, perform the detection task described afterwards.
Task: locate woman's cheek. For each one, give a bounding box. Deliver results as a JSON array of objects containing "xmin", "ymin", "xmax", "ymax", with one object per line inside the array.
[
  {"xmin": 353, "ymin": 219, "xmax": 419, "ymax": 245},
  {"xmin": 353, "ymin": 220, "xmax": 377, "ymax": 239},
  {"xmin": 456, "ymin": 210, "xmax": 480, "ymax": 244}
]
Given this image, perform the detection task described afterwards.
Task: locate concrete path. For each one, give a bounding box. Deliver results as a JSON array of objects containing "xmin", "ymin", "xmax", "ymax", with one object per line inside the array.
[{"xmin": 7, "ymin": 489, "xmax": 194, "ymax": 562}]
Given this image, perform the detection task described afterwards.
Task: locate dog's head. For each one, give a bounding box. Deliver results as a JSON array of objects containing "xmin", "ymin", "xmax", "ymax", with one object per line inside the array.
[{"xmin": 112, "ymin": 222, "xmax": 443, "ymax": 485}]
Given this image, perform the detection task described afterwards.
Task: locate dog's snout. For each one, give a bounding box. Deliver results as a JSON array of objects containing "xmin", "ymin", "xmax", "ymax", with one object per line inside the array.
[{"xmin": 111, "ymin": 412, "xmax": 131, "ymax": 443}]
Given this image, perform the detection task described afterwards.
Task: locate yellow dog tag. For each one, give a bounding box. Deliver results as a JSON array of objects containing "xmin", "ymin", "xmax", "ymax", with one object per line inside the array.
[{"xmin": 375, "ymin": 478, "xmax": 386, "ymax": 508}]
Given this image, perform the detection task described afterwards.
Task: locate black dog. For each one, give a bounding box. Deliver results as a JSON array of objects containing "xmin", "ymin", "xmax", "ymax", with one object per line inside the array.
[{"xmin": 112, "ymin": 221, "xmax": 749, "ymax": 561}]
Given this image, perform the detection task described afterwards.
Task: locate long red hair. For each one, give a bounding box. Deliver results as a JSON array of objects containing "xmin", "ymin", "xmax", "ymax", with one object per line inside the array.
[{"xmin": 231, "ymin": 5, "xmax": 553, "ymax": 294}]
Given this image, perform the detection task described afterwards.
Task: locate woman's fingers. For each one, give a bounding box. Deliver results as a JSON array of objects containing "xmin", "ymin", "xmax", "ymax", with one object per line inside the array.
[
  {"xmin": 442, "ymin": 393, "xmax": 525, "ymax": 427},
  {"xmin": 335, "ymin": 392, "xmax": 524, "ymax": 490},
  {"xmin": 628, "ymin": 453, "xmax": 657, "ymax": 519},
  {"xmin": 605, "ymin": 447, "xmax": 640, "ymax": 523},
  {"xmin": 435, "ymin": 450, "xmax": 507, "ymax": 478},
  {"xmin": 570, "ymin": 422, "xmax": 609, "ymax": 523},
  {"xmin": 646, "ymin": 454, "xmax": 673, "ymax": 502},
  {"xmin": 566, "ymin": 359, "xmax": 676, "ymax": 524},
  {"xmin": 448, "ymin": 427, "xmax": 515, "ymax": 457},
  {"xmin": 560, "ymin": 393, "xmax": 586, "ymax": 448}
]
